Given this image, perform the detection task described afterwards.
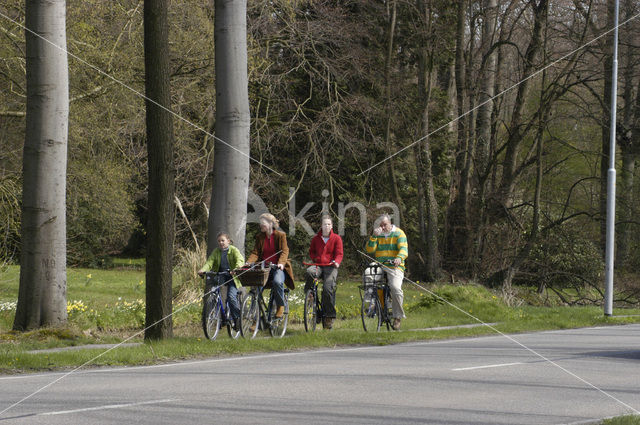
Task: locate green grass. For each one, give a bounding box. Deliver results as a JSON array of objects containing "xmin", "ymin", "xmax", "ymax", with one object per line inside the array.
[
  {"xmin": 1, "ymin": 264, "xmax": 640, "ymax": 373},
  {"xmin": 602, "ymin": 415, "xmax": 640, "ymax": 425}
]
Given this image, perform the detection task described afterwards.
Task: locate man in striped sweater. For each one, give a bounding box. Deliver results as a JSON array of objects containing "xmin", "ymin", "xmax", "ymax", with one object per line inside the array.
[{"xmin": 365, "ymin": 213, "xmax": 408, "ymax": 329}]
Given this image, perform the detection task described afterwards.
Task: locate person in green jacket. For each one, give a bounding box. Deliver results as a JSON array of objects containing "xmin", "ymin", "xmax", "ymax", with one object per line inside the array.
[{"xmin": 198, "ymin": 232, "xmax": 245, "ymax": 329}]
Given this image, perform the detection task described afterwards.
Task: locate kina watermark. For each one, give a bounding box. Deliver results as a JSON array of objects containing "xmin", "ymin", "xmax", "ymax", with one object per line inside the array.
[{"xmin": 247, "ymin": 187, "xmax": 399, "ymax": 237}]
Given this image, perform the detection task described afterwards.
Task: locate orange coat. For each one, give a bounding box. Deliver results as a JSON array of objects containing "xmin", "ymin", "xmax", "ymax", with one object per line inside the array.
[{"xmin": 246, "ymin": 230, "xmax": 295, "ymax": 289}]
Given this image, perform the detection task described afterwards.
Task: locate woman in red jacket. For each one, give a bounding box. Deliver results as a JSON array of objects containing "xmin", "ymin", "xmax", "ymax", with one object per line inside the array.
[{"xmin": 306, "ymin": 215, "xmax": 343, "ymax": 329}]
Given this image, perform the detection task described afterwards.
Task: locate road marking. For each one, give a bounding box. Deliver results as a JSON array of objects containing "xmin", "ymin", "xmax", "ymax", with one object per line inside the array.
[
  {"xmin": 452, "ymin": 362, "xmax": 523, "ymax": 371},
  {"xmin": 38, "ymin": 399, "xmax": 180, "ymax": 416}
]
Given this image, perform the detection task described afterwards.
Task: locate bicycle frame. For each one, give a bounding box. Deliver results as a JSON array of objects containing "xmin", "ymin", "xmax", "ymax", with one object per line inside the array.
[
  {"xmin": 240, "ymin": 263, "xmax": 289, "ymax": 338},
  {"xmin": 359, "ymin": 263, "xmax": 394, "ymax": 331},
  {"xmin": 302, "ymin": 262, "xmax": 332, "ymax": 332},
  {"xmin": 202, "ymin": 271, "xmax": 240, "ymax": 340}
]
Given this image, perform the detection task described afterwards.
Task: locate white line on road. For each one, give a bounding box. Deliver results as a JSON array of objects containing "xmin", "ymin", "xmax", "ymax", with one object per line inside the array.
[
  {"xmin": 452, "ymin": 362, "xmax": 524, "ymax": 371},
  {"xmin": 38, "ymin": 399, "xmax": 180, "ymax": 416}
]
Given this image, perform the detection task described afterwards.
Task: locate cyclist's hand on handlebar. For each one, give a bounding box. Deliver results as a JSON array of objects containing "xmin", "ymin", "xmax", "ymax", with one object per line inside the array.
[
  {"xmin": 277, "ymin": 263, "xmax": 285, "ymax": 270},
  {"xmin": 392, "ymin": 258, "xmax": 401, "ymax": 267},
  {"xmin": 197, "ymin": 270, "xmax": 205, "ymax": 277},
  {"xmin": 331, "ymin": 260, "xmax": 339, "ymax": 268}
]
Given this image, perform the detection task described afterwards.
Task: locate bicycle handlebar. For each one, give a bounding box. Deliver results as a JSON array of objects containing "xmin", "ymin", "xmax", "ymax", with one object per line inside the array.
[
  {"xmin": 200, "ymin": 269, "xmax": 231, "ymax": 278},
  {"xmin": 303, "ymin": 261, "xmax": 334, "ymax": 267}
]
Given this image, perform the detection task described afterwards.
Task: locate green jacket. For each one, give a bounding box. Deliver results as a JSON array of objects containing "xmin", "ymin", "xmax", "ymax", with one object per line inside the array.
[{"xmin": 201, "ymin": 245, "xmax": 245, "ymax": 287}]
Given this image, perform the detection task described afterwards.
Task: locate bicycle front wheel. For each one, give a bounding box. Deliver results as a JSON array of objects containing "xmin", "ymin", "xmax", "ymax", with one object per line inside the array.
[
  {"xmin": 240, "ymin": 292, "xmax": 260, "ymax": 339},
  {"xmin": 361, "ymin": 288, "xmax": 381, "ymax": 332},
  {"xmin": 269, "ymin": 291, "xmax": 288, "ymax": 338},
  {"xmin": 303, "ymin": 289, "xmax": 317, "ymax": 332},
  {"xmin": 384, "ymin": 289, "xmax": 393, "ymax": 331},
  {"xmin": 203, "ymin": 295, "xmax": 223, "ymax": 340}
]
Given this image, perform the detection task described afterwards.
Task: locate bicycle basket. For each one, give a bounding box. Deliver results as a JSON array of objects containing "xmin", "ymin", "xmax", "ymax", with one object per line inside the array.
[
  {"xmin": 363, "ymin": 262, "xmax": 385, "ymax": 286},
  {"xmin": 235, "ymin": 268, "xmax": 270, "ymax": 287}
]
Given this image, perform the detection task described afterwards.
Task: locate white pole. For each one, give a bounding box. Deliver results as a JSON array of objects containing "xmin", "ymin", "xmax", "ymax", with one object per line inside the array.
[{"xmin": 604, "ymin": 0, "xmax": 620, "ymax": 317}]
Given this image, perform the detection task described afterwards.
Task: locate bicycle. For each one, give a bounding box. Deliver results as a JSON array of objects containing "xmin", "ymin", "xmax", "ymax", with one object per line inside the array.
[
  {"xmin": 235, "ymin": 262, "xmax": 289, "ymax": 338},
  {"xmin": 302, "ymin": 262, "xmax": 333, "ymax": 332},
  {"xmin": 359, "ymin": 262, "xmax": 394, "ymax": 332},
  {"xmin": 201, "ymin": 271, "xmax": 241, "ymax": 340}
]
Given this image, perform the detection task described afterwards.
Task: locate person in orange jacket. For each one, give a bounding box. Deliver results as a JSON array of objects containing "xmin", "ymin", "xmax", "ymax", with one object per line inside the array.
[{"xmin": 245, "ymin": 213, "xmax": 295, "ymax": 319}]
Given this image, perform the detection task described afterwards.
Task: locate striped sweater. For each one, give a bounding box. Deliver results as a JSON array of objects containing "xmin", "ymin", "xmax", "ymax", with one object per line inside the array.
[{"xmin": 365, "ymin": 226, "xmax": 408, "ymax": 271}]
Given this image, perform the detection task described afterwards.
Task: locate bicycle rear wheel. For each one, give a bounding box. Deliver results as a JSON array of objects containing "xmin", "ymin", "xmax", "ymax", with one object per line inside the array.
[
  {"xmin": 361, "ymin": 287, "xmax": 381, "ymax": 332},
  {"xmin": 240, "ymin": 292, "xmax": 260, "ymax": 339},
  {"xmin": 303, "ymin": 289, "xmax": 317, "ymax": 332},
  {"xmin": 203, "ymin": 295, "xmax": 222, "ymax": 340},
  {"xmin": 269, "ymin": 290, "xmax": 288, "ymax": 338}
]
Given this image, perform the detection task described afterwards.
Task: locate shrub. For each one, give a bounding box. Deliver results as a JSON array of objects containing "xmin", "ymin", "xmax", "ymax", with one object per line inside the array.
[
  {"xmin": 520, "ymin": 227, "xmax": 604, "ymax": 293},
  {"xmin": 0, "ymin": 176, "xmax": 20, "ymax": 263},
  {"xmin": 66, "ymin": 154, "xmax": 137, "ymax": 266}
]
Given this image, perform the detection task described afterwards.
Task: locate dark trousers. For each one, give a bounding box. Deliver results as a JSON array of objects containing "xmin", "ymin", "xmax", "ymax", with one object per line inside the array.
[{"xmin": 305, "ymin": 266, "xmax": 338, "ymax": 319}]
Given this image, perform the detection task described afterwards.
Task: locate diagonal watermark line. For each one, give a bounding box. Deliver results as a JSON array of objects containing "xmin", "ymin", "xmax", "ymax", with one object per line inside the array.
[
  {"xmin": 0, "ymin": 256, "xmax": 281, "ymax": 418},
  {"xmin": 357, "ymin": 250, "xmax": 640, "ymax": 415},
  {"xmin": 38, "ymin": 398, "xmax": 180, "ymax": 416},
  {"xmin": 0, "ymin": 11, "xmax": 282, "ymax": 176},
  {"xmin": 358, "ymin": 11, "xmax": 640, "ymax": 177}
]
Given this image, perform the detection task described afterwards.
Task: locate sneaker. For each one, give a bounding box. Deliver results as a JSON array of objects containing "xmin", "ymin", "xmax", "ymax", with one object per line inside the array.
[
  {"xmin": 275, "ymin": 306, "xmax": 285, "ymax": 319},
  {"xmin": 392, "ymin": 318, "xmax": 401, "ymax": 330}
]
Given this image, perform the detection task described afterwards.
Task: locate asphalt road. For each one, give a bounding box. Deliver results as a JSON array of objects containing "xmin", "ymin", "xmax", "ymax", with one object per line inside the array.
[{"xmin": 0, "ymin": 324, "xmax": 639, "ymax": 424}]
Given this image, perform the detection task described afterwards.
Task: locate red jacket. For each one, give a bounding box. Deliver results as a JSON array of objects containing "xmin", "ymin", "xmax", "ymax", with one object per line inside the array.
[{"xmin": 309, "ymin": 230, "xmax": 344, "ymax": 266}]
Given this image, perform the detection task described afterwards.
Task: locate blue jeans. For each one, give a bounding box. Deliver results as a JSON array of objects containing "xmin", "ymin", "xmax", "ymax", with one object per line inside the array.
[
  {"xmin": 219, "ymin": 272, "xmax": 240, "ymax": 321},
  {"xmin": 269, "ymin": 268, "xmax": 285, "ymax": 307}
]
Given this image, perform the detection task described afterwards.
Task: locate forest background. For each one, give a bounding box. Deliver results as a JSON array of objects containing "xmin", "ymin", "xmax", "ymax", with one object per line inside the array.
[{"xmin": 1, "ymin": 0, "xmax": 639, "ymax": 307}]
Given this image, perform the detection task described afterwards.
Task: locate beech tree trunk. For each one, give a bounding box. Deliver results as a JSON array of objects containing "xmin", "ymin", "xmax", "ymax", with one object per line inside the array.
[
  {"xmin": 14, "ymin": 0, "xmax": 69, "ymax": 331},
  {"xmin": 208, "ymin": 0, "xmax": 251, "ymax": 255},
  {"xmin": 144, "ymin": 0, "xmax": 175, "ymax": 340},
  {"xmin": 414, "ymin": 0, "xmax": 439, "ymax": 281}
]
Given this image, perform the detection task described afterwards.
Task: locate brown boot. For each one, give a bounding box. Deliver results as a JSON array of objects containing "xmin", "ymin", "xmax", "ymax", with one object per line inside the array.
[
  {"xmin": 393, "ymin": 318, "xmax": 401, "ymax": 330},
  {"xmin": 323, "ymin": 318, "xmax": 333, "ymax": 329},
  {"xmin": 275, "ymin": 305, "xmax": 285, "ymax": 319}
]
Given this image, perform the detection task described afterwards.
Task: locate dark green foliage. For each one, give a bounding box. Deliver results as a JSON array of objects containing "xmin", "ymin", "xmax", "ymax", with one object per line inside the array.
[{"xmin": 521, "ymin": 226, "xmax": 604, "ymax": 292}]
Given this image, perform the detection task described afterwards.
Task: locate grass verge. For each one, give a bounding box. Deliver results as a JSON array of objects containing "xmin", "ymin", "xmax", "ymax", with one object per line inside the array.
[{"xmin": 1, "ymin": 264, "xmax": 639, "ymax": 373}]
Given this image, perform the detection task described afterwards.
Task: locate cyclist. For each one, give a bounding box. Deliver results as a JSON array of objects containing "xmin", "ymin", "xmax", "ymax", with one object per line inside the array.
[
  {"xmin": 245, "ymin": 213, "xmax": 295, "ymax": 321},
  {"xmin": 365, "ymin": 213, "xmax": 408, "ymax": 329},
  {"xmin": 305, "ymin": 215, "xmax": 343, "ymax": 329},
  {"xmin": 198, "ymin": 232, "xmax": 245, "ymax": 330}
]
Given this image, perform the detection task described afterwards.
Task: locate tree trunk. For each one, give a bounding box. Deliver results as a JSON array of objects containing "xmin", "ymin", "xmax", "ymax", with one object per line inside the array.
[
  {"xmin": 616, "ymin": 0, "xmax": 637, "ymax": 268},
  {"xmin": 14, "ymin": 0, "xmax": 69, "ymax": 331},
  {"xmin": 503, "ymin": 18, "xmax": 549, "ymax": 294},
  {"xmin": 476, "ymin": 0, "xmax": 497, "ymax": 178},
  {"xmin": 497, "ymin": 0, "xmax": 548, "ymax": 206},
  {"xmin": 471, "ymin": 0, "xmax": 497, "ymax": 277},
  {"xmin": 444, "ymin": 0, "xmax": 470, "ymax": 271},
  {"xmin": 383, "ymin": 0, "xmax": 404, "ymax": 226},
  {"xmin": 208, "ymin": 0, "xmax": 251, "ymax": 256},
  {"xmin": 415, "ymin": 0, "xmax": 439, "ymax": 282},
  {"xmin": 144, "ymin": 0, "xmax": 175, "ymax": 340}
]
